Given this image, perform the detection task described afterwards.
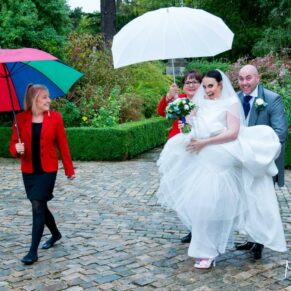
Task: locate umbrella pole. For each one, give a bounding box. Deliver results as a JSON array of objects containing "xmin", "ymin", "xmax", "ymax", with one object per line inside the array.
[
  {"xmin": 171, "ymin": 59, "xmax": 176, "ymax": 84},
  {"xmin": 3, "ymin": 64, "xmax": 21, "ymax": 143}
]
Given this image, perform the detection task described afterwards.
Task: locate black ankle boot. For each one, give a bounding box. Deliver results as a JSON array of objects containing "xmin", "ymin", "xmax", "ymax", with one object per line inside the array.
[
  {"xmin": 41, "ymin": 233, "xmax": 62, "ymax": 249},
  {"xmin": 21, "ymin": 253, "xmax": 38, "ymax": 265},
  {"xmin": 235, "ymin": 241, "xmax": 255, "ymax": 250},
  {"xmin": 181, "ymin": 232, "xmax": 192, "ymax": 243},
  {"xmin": 251, "ymin": 243, "xmax": 264, "ymax": 260}
]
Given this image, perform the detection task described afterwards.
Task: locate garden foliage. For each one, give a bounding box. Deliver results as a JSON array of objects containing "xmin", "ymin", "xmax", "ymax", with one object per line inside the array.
[
  {"xmin": 0, "ymin": 0, "xmax": 71, "ymax": 58},
  {"xmin": 56, "ymin": 33, "xmax": 171, "ymax": 127}
]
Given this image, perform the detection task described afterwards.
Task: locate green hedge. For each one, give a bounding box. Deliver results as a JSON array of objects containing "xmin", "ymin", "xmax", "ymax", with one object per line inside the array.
[
  {"xmin": 0, "ymin": 127, "xmax": 11, "ymax": 158},
  {"xmin": 0, "ymin": 117, "xmax": 171, "ymax": 161},
  {"xmin": 66, "ymin": 117, "xmax": 171, "ymax": 160},
  {"xmin": 1, "ymin": 122, "xmax": 290, "ymax": 166}
]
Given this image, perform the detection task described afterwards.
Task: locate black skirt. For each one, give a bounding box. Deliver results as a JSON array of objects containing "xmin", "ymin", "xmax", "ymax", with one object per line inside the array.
[{"xmin": 22, "ymin": 172, "xmax": 57, "ymax": 202}]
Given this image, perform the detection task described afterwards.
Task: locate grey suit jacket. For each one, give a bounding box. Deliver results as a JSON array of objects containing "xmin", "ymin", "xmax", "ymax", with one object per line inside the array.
[{"xmin": 238, "ymin": 84, "xmax": 288, "ymax": 186}]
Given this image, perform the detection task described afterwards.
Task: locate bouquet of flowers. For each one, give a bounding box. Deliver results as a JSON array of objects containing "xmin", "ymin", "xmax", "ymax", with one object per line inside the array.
[{"xmin": 165, "ymin": 97, "xmax": 196, "ymax": 133}]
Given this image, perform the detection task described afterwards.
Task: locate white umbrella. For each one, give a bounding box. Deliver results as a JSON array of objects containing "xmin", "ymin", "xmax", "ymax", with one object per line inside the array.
[{"xmin": 112, "ymin": 7, "xmax": 234, "ymax": 79}]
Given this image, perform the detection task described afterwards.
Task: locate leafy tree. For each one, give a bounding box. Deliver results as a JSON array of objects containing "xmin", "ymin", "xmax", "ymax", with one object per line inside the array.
[
  {"xmin": 70, "ymin": 8, "xmax": 101, "ymax": 35},
  {"xmin": 115, "ymin": 0, "xmax": 290, "ymax": 59},
  {"xmin": 69, "ymin": 7, "xmax": 84, "ymax": 30},
  {"xmin": 252, "ymin": 0, "xmax": 291, "ymax": 56},
  {"xmin": 0, "ymin": 0, "xmax": 39, "ymax": 48},
  {"xmin": 0, "ymin": 0, "xmax": 71, "ymax": 58}
]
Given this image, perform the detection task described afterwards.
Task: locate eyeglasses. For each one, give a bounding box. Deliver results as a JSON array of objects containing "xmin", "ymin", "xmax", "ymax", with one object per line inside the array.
[{"xmin": 184, "ymin": 80, "xmax": 200, "ymax": 86}]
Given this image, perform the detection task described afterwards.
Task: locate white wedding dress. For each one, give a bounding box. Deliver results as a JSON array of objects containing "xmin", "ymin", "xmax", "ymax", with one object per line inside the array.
[{"xmin": 157, "ymin": 96, "xmax": 286, "ymax": 258}]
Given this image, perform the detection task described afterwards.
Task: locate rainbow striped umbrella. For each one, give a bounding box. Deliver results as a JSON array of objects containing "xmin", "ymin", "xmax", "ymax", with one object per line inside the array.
[
  {"xmin": 0, "ymin": 48, "xmax": 83, "ymax": 140},
  {"xmin": 0, "ymin": 48, "xmax": 83, "ymax": 112}
]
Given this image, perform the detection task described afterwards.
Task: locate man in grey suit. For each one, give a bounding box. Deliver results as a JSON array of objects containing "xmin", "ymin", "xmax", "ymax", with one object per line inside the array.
[{"xmin": 236, "ymin": 64, "xmax": 288, "ymax": 259}]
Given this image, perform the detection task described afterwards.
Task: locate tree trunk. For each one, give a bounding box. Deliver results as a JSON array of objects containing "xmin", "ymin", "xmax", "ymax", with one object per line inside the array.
[{"xmin": 101, "ymin": 0, "xmax": 116, "ymax": 42}]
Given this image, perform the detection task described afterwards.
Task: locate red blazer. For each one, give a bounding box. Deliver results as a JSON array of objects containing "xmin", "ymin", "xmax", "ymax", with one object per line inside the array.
[
  {"xmin": 9, "ymin": 110, "xmax": 75, "ymax": 176},
  {"xmin": 157, "ymin": 93, "xmax": 186, "ymax": 139}
]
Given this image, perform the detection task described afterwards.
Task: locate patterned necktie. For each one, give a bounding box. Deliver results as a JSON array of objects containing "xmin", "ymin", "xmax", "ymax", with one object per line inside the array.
[{"xmin": 243, "ymin": 95, "xmax": 252, "ymax": 118}]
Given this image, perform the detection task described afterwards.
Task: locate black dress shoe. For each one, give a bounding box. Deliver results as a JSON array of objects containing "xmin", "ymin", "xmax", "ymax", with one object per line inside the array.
[
  {"xmin": 251, "ymin": 243, "xmax": 264, "ymax": 260},
  {"xmin": 236, "ymin": 241, "xmax": 264, "ymax": 259},
  {"xmin": 181, "ymin": 232, "xmax": 192, "ymax": 243},
  {"xmin": 235, "ymin": 241, "xmax": 255, "ymax": 250},
  {"xmin": 21, "ymin": 253, "xmax": 38, "ymax": 265},
  {"xmin": 41, "ymin": 233, "xmax": 62, "ymax": 249},
  {"xmin": 235, "ymin": 241, "xmax": 255, "ymax": 251}
]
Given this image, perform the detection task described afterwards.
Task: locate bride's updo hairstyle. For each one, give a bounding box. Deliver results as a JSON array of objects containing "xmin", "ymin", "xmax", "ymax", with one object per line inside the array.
[{"xmin": 204, "ymin": 70, "xmax": 222, "ymax": 83}]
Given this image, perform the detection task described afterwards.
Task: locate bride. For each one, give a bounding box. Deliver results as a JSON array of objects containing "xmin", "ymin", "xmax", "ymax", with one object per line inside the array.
[{"xmin": 157, "ymin": 70, "xmax": 286, "ymax": 269}]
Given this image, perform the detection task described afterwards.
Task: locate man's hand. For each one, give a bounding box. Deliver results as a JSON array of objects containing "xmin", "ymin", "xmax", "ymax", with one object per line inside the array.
[{"xmin": 186, "ymin": 138, "xmax": 207, "ymax": 153}]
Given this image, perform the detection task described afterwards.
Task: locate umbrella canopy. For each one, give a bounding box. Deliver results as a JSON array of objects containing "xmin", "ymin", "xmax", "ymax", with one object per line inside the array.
[
  {"xmin": 112, "ymin": 7, "xmax": 234, "ymax": 69},
  {"xmin": 0, "ymin": 48, "xmax": 83, "ymax": 112}
]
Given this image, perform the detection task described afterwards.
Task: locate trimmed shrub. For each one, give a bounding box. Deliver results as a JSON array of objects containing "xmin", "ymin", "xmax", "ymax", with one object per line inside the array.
[
  {"xmin": 66, "ymin": 117, "xmax": 171, "ymax": 160},
  {"xmin": 0, "ymin": 127, "xmax": 11, "ymax": 158},
  {"xmin": 1, "ymin": 118, "xmax": 171, "ymax": 161},
  {"xmin": 2, "ymin": 123, "xmax": 290, "ymax": 167}
]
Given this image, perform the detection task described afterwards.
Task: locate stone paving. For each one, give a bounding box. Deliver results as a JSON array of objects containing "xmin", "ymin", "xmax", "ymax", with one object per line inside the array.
[{"xmin": 0, "ymin": 147, "xmax": 290, "ymax": 291}]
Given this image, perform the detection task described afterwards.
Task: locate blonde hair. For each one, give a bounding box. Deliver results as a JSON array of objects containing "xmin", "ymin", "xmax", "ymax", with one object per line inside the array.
[{"xmin": 24, "ymin": 84, "xmax": 49, "ymax": 115}]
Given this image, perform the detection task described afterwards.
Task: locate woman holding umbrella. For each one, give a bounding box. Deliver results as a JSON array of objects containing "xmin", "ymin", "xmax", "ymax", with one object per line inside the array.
[
  {"xmin": 9, "ymin": 84, "xmax": 75, "ymax": 265},
  {"xmin": 157, "ymin": 70, "xmax": 202, "ymax": 139}
]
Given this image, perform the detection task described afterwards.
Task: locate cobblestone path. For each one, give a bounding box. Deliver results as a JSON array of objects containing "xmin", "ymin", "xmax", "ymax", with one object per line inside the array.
[{"xmin": 0, "ymin": 148, "xmax": 290, "ymax": 290}]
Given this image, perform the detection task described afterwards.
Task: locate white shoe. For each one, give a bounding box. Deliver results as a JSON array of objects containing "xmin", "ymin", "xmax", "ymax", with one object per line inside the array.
[{"xmin": 194, "ymin": 258, "xmax": 216, "ymax": 269}]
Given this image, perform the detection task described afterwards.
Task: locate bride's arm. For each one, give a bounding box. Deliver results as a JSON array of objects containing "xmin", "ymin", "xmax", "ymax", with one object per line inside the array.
[{"xmin": 186, "ymin": 112, "xmax": 240, "ymax": 152}]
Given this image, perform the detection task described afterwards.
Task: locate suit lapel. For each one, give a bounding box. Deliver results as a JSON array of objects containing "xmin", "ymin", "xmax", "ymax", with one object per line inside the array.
[
  {"xmin": 247, "ymin": 85, "xmax": 265, "ymax": 126},
  {"xmin": 248, "ymin": 102, "xmax": 258, "ymax": 126},
  {"xmin": 238, "ymin": 91, "xmax": 243, "ymax": 103}
]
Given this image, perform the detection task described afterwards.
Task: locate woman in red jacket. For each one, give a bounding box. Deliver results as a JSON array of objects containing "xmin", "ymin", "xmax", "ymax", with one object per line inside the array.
[
  {"xmin": 157, "ymin": 70, "xmax": 202, "ymax": 139},
  {"xmin": 9, "ymin": 84, "xmax": 75, "ymax": 265}
]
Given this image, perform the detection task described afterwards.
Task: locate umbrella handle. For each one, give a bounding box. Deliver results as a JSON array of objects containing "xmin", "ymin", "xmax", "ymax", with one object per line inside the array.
[
  {"xmin": 171, "ymin": 59, "xmax": 176, "ymax": 84},
  {"xmin": 13, "ymin": 113, "xmax": 21, "ymax": 143}
]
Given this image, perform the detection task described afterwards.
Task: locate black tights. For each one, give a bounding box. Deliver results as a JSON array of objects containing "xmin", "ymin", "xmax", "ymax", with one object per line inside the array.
[{"xmin": 28, "ymin": 200, "xmax": 60, "ymax": 255}]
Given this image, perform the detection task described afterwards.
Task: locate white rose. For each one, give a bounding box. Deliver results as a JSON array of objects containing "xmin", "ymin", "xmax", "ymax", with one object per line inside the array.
[{"xmin": 256, "ymin": 98, "xmax": 264, "ymax": 105}]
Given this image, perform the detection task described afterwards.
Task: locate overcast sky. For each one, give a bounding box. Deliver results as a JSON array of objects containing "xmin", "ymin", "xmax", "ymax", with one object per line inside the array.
[{"xmin": 67, "ymin": 0, "xmax": 100, "ymax": 12}]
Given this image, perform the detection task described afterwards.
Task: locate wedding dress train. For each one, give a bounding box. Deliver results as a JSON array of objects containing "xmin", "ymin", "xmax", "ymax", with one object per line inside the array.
[{"xmin": 157, "ymin": 97, "xmax": 286, "ymax": 258}]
